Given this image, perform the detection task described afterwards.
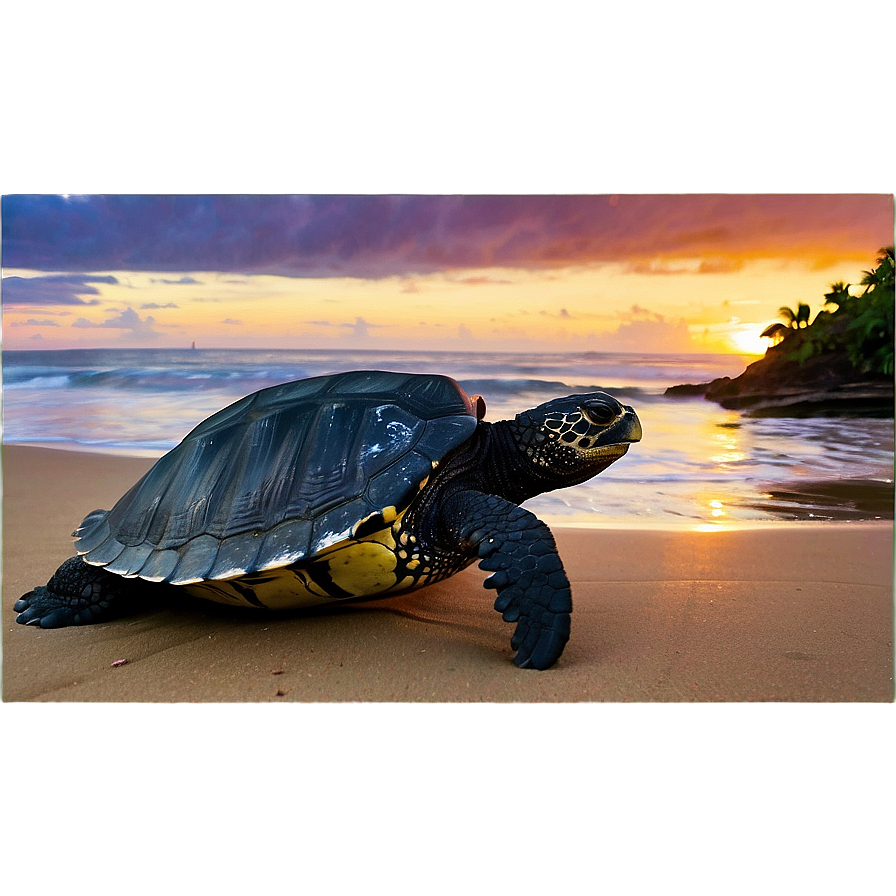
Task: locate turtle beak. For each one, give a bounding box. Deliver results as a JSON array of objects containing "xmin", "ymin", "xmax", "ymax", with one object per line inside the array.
[{"xmin": 620, "ymin": 406, "xmax": 642, "ymax": 443}]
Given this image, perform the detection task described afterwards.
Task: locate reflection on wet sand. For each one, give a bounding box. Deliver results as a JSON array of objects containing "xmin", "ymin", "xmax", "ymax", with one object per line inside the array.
[{"xmin": 741, "ymin": 478, "xmax": 894, "ymax": 521}]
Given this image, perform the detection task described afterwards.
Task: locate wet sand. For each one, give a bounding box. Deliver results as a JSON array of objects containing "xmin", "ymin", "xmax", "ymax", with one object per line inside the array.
[{"xmin": 2, "ymin": 445, "xmax": 893, "ymax": 702}]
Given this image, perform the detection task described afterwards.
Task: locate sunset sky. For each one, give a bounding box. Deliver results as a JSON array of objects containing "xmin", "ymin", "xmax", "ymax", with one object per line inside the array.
[{"xmin": 2, "ymin": 194, "xmax": 892, "ymax": 355}]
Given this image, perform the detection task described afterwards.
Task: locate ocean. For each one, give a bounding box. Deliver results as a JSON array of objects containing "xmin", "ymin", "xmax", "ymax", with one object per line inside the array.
[{"xmin": 2, "ymin": 348, "xmax": 893, "ymax": 526}]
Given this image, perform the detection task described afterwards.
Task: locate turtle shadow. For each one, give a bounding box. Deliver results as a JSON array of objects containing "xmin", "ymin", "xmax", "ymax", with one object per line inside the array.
[
  {"xmin": 169, "ymin": 587, "xmax": 496, "ymax": 638},
  {"xmin": 144, "ymin": 579, "xmax": 510, "ymax": 663}
]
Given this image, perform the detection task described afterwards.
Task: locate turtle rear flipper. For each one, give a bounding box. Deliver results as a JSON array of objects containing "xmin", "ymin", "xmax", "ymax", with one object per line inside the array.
[
  {"xmin": 440, "ymin": 491, "xmax": 572, "ymax": 670},
  {"xmin": 14, "ymin": 556, "xmax": 145, "ymax": 628}
]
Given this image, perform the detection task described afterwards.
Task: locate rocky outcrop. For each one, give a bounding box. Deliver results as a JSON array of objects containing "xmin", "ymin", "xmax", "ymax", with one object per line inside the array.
[{"xmin": 666, "ymin": 342, "xmax": 894, "ymax": 417}]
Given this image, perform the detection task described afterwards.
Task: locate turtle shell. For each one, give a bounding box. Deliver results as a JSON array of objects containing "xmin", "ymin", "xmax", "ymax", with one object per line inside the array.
[{"xmin": 75, "ymin": 371, "xmax": 479, "ymax": 586}]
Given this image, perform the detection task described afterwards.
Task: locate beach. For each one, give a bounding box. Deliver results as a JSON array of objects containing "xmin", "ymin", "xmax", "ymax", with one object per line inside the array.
[{"xmin": 3, "ymin": 444, "xmax": 892, "ymax": 702}]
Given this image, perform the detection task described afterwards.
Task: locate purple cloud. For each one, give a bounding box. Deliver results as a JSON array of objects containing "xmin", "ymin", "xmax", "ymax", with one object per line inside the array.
[
  {"xmin": 71, "ymin": 306, "xmax": 160, "ymax": 339},
  {"xmin": 2, "ymin": 194, "xmax": 892, "ymax": 279},
  {"xmin": 149, "ymin": 276, "xmax": 201, "ymax": 285},
  {"xmin": 10, "ymin": 318, "xmax": 61, "ymax": 327},
  {"xmin": 2, "ymin": 273, "xmax": 117, "ymax": 306}
]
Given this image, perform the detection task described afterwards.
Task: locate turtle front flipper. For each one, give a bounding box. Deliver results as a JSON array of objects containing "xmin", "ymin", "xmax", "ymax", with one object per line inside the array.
[
  {"xmin": 14, "ymin": 556, "xmax": 149, "ymax": 628},
  {"xmin": 439, "ymin": 491, "xmax": 571, "ymax": 670}
]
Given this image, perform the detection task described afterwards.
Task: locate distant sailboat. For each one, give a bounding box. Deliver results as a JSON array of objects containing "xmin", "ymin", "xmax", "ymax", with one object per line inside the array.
[{"xmin": 191, "ymin": 341, "xmax": 196, "ymax": 350}]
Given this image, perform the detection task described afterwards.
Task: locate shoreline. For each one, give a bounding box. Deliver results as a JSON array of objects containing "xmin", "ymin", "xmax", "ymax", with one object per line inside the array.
[
  {"xmin": 3, "ymin": 439, "xmax": 170, "ymax": 459},
  {"xmin": 4, "ymin": 441, "xmax": 893, "ymax": 527},
  {"xmin": 3, "ymin": 444, "xmax": 893, "ymax": 702}
]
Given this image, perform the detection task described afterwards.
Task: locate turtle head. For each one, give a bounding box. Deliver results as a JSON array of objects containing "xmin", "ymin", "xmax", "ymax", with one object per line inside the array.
[{"xmin": 507, "ymin": 391, "xmax": 642, "ymax": 487}]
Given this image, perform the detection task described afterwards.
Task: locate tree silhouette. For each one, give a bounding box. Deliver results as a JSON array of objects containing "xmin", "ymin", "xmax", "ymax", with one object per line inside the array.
[
  {"xmin": 778, "ymin": 306, "xmax": 798, "ymax": 327},
  {"xmin": 777, "ymin": 302, "xmax": 812, "ymax": 329},
  {"xmin": 823, "ymin": 281, "xmax": 851, "ymax": 311},
  {"xmin": 760, "ymin": 322, "xmax": 790, "ymax": 345},
  {"xmin": 860, "ymin": 246, "xmax": 895, "ymax": 295}
]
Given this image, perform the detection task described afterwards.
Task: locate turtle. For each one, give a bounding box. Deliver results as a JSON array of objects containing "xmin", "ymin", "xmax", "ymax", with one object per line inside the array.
[{"xmin": 14, "ymin": 370, "xmax": 642, "ymax": 669}]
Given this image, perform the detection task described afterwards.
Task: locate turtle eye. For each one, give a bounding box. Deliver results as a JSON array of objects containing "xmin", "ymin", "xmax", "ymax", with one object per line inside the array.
[{"xmin": 581, "ymin": 399, "xmax": 618, "ymax": 426}]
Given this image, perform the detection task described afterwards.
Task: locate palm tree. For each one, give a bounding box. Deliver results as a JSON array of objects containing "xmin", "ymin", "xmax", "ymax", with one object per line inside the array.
[
  {"xmin": 778, "ymin": 306, "xmax": 799, "ymax": 328},
  {"xmin": 760, "ymin": 322, "xmax": 790, "ymax": 345},
  {"xmin": 778, "ymin": 303, "xmax": 812, "ymax": 329},
  {"xmin": 860, "ymin": 246, "xmax": 895, "ymax": 295},
  {"xmin": 823, "ymin": 281, "xmax": 852, "ymax": 311}
]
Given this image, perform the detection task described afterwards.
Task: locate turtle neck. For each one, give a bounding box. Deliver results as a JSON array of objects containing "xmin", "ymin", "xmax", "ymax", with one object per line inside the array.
[{"xmin": 440, "ymin": 420, "xmax": 559, "ymax": 506}]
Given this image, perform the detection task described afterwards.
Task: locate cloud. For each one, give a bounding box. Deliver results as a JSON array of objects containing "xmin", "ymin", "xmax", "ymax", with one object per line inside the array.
[
  {"xmin": 141, "ymin": 301, "xmax": 179, "ymax": 309},
  {"xmin": 221, "ymin": 318, "xmax": 242, "ymax": 325},
  {"xmin": 347, "ymin": 318, "xmax": 375, "ymax": 338},
  {"xmin": 452, "ymin": 275, "xmax": 514, "ymax": 286},
  {"xmin": 3, "ymin": 195, "xmax": 891, "ymax": 279},
  {"xmin": 698, "ymin": 258, "xmax": 745, "ymax": 274},
  {"xmin": 629, "ymin": 304, "xmax": 664, "ymax": 321},
  {"xmin": 10, "ymin": 318, "xmax": 61, "ymax": 327},
  {"xmin": 625, "ymin": 260, "xmax": 695, "ymax": 276},
  {"xmin": 2, "ymin": 273, "xmax": 117, "ymax": 306},
  {"xmin": 309, "ymin": 316, "xmax": 381, "ymax": 338},
  {"xmin": 605, "ymin": 305, "xmax": 699, "ymax": 353},
  {"xmin": 71, "ymin": 306, "xmax": 160, "ymax": 339},
  {"xmin": 540, "ymin": 307, "xmax": 572, "ymax": 319},
  {"xmin": 626, "ymin": 257, "xmax": 747, "ymax": 275},
  {"xmin": 149, "ymin": 276, "xmax": 201, "ymax": 285}
]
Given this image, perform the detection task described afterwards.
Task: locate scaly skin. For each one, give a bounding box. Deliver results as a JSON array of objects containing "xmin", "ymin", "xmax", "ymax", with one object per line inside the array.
[
  {"xmin": 14, "ymin": 556, "xmax": 155, "ymax": 627},
  {"xmin": 437, "ymin": 490, "xmax": 571, "ymax": 669}
]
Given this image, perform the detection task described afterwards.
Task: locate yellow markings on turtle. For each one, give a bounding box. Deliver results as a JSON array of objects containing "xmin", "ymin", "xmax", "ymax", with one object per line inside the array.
[
  {"xmin": 182, "ymin": 505, "xmax": 434, "ymax": 610},
  {"xmin": 351, "ymin": 505, "xmax": 399, "ymax": 539},
  {"xmin": 184, "ymin": 567, "xmax": 333, "ymax": 610},
  {"xmin": 313, "ymin": 539, "xmax": 401, "ymax": 596}
]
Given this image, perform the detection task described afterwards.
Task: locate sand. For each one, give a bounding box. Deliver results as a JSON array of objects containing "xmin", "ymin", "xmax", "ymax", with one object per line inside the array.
[
  {"xmin": 0, "ymin": 447, "xmax": 894, "ymax": 896},
  {"xmin": 2, "ymin": 444, "xmax": 893, "ymax": 702}
]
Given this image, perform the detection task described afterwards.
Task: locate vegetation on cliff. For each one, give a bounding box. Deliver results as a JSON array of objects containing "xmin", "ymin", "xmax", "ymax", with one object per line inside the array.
[
  {"xmin": 763, "ymin": 246, "xmax": 894, "ymax": 376},
  {"xmin": 667, "ymin": 247, "xmax": 894, "ymax": 416}
]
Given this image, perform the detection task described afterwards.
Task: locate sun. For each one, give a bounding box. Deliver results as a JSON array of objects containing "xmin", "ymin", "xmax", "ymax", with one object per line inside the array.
[{"xmin": 728, "ymin": 325, "xmax": 769, "ymax": 356}]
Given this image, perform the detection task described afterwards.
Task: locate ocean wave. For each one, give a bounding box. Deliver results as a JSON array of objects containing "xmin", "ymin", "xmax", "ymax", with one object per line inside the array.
[
  {"xmin": 3, "ymin": 367, "xmax": 306, "ymax": 393},
  {"xmin": 457, "ymin": 377, "xmax": 575, "ymax": 396},
  {"xmin": 3, "ymin": 373, "xmax": 73, "ymax": 389},
  {"xmin": 5, "ymin": 365, "xmax": 657, "ymax": 402}
]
